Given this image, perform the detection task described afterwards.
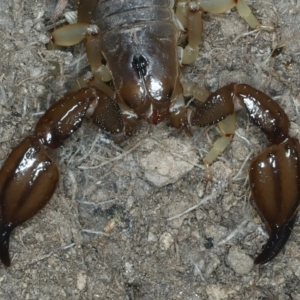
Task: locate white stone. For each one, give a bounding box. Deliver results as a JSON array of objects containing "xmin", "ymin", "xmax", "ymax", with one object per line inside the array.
[
  {"xmin": 77, "ymin": 271, "xmax": 87, "ymax": 291},
  {"xmin": 159, "ymin": 232, "xmax": 174, "ymax": 250},
  {"xmin": 139, "ymin": 137, "xmax": 198, "ymax": 187}
]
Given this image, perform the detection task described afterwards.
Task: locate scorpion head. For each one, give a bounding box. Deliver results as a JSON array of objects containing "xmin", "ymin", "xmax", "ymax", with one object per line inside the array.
[{"xmin": 102, "ymin": 26, "xmax": 179, "ymax": 124}]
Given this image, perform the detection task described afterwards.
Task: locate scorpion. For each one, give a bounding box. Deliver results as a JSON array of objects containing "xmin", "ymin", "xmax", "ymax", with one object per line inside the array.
[{"xmin": 0, "ymin": 0, "xmax": 299, "ymax": 268}]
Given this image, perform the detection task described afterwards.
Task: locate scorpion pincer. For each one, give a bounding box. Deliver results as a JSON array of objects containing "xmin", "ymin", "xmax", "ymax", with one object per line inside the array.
[{"xmin": 0, "ymin": 0, "xmax": 299, "ymax": 267}]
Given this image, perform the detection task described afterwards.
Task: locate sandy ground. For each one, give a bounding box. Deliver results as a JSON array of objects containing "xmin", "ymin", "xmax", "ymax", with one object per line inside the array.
[{"xmin": 0, "ymin": 0, "xmax": 300, "ymax": 299}]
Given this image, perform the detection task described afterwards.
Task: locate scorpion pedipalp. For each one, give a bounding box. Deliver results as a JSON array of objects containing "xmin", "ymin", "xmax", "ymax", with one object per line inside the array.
[
  {"xmin": 191, "ymin": 83, "xmax": 300, "ymax": 264},
  {"xmin": 0, "ymin": 86, "xmax": 135, "ymax": 266}
]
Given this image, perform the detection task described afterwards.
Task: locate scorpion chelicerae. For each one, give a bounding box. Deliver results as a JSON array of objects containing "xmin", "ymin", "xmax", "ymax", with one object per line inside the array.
[{"xmin": 0, "ymin": 0, "xmax": 299, "ymax": 268}]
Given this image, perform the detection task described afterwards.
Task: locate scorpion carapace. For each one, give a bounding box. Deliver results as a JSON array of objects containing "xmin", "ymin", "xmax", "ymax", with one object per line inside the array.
[{"xmin": 0, "ymin": 0, "xmax": 298, "ymax": 267}]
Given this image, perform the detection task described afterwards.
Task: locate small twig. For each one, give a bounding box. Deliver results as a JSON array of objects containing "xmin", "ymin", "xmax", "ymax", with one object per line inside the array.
[
  {"xmin": 150, "ymin": 138, "xmax": 204, "ymax": 170},
  {"xmin": 217, "ymin": 219, "xmax": 249, "ymax": 246},
  {"xmin": 17, "ymin": 73, "xmax": 47, "ymax": 86},
  {"xmin": 233, "ymin": 29, "xmax": 260, "ymax": 43},
  {"xmin": 235, "ymin": 130, "xmax": 252, "ymax": 147},
  {"xmin": 232, "ymin": 149, "xmax": 254, "ymax": 181},
  {"xmin": 193, "ymin": 262, "xmax": 206, "ymax": 282},
  {"xmin": 61, "ymin": 243, "xmax": 75, "ymax": 250},
  {"xmin": 167, "ymin": 192, "xmax": 217, "ymax": 221},
  {"xmin": 50, "ymin": 0, "xmax": 69, "ymax": 22},
  {"xmin": 77, "ymin": 133, "xmax": 102, "ymax": 163},
  {"xmin": 78, "ymin": 199, "xmax": 118, "ymax": 206},
  {"xmin": 78, "ymin": 139, "xmax": 143, "ymax": 170},
  {"xmin": 82, "ymin": 229, "xmax": 110, "ymax": 236}
]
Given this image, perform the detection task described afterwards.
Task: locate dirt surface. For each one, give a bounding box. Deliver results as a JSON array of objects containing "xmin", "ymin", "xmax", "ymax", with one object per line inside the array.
[{"xmin": 0, "ymin": 1, "xmax": 300, "ymax": 299}]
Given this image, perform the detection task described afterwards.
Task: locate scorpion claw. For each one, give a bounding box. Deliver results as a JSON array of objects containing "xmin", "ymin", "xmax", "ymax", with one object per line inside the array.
[
  {"xmin": 249, "ymin": 138, "xmax": 300, "ymax": 264},
  {"xmin": 0, "ymin": 137, "xmax": 59, "ymax": 266},
  {"xmin": 254, "ymin": 216, "xmax": 296, "ymax": 265}
]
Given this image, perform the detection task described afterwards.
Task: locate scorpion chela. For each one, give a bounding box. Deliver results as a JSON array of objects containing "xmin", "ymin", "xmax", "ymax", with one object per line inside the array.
[{"xmin": 0, "ymin": 0, "xmax": 299, "ymax": 267}]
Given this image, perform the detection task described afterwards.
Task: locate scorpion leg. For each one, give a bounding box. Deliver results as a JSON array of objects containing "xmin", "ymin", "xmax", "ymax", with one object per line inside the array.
[
  {"xmin": 176, "ymin": 1, "xmax": 203, "ymax": 64},
  {"xmin": 190, "ymin": 83, "xmax": 300, "ymax": 264},
  {"xmin": 197, "ymin": 0, "xmax": 262, "ymax": 30},
  {"xmin": 176, "ymin": 0, "xmax": 273, "ymax": 64},
  {"xmin": 177, "ymin": 81, "xmax": 235, "ymax": 164},
  {"xmin": 70, "ymin": 73, "xmax": 115, "ymax": 99},
  {"xmin": 202, "ymin": 114, "xmax": 236, "ymax": 164},
  {"xmin": 51, "ymin": 0, "xmax": 111, "ymax": 82}
]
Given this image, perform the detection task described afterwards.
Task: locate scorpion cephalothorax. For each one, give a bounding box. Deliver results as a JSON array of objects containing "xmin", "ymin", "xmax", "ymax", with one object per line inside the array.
[{"xmin": 0, "ymin": 0, "xmax": 299, "ymax": 267}]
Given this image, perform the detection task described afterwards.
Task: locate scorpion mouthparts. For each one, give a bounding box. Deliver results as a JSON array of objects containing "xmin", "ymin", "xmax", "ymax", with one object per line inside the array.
[
  {"xmin": 254, "ymin": 216, "xmax": 296, "ymax": 265},
  {"xmin": 0, "ymin": 223, "xmax": 13, "ymax": 267}
]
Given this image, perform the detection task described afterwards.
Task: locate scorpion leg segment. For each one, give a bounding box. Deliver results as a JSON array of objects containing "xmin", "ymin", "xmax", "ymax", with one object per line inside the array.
[
  {"xmin": 190, "ymin": 83, "xmax": 300, "ymax": 263},
  {"xmin": 181, "ymin": 81, "xmax": 210, "ymax": 103},
  {"xmin": 90, "ymin": 92, "xmax": 138, "ymax": 143},
  {"xmin": 176, "ymin": 0, "xmax": 188, "ymax": 28},
  {"xmin": 0, "ymin": 137, "xmax": 59, "ymax": 266},
  {"xmin": 86, "ymin": 34, "xmax": 112, "ymax": 82},
  {"xmin": 176, "ymin": 0, "xmax": 273, "ymax": 65},
  {"xmin": 51, "ymin": 23, "xmax": 98, "ymax": 47},
  {"xmin": 52, "ymin": 0, "xmax": 111, "ymax": 82},
  {"xmin": 191, "ymin": 83, "xmax": 290, "ymax": 144},
  {"xmin": 177, "ymin": 3, "xmax": 203, "ymax": 65},
  {"xmin": 234, "ymin": 84, "xmax": 290, "ymax": 144},
  {"xmin": 70, "ymin": 74, "xmax": 115, "ymax": 100},
  {"xmin": 35, "ymin": 88, "xmax": 101, "ymax": 149},
  {"xmin": 197, "ymin": 0, "xmax": 260, "ymax": 29},
  {"xmin": 203, "ymin": 114, "xmax": 236, "ymax": 164},
  {"xmin": 35, "ymin": 86, "xmax": 136, "ymax": 146}
]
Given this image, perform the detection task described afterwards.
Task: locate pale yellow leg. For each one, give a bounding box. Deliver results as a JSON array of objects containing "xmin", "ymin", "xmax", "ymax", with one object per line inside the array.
[
  {"xmin": 70, "ymin": 73, "xmax": 115, "ymax": 100},
  {"xmin": 176, "ymin": 1, "xmax": 203, "ymax": 64},
  {"xmin": 204, "ymin": 113, "xmax": 236, "ymax": 164},
  {"xmin": 176, "ymin": 0, "xmax": 188, "ymax": 29},
  {"xmin": 197, "ymin": 0, "xmax": 273, "ymax": 31},
  {"xmin": 175, "ymin": 0, "xmax": 272, "ymax": 64},
  {"xmin": 236, "ymin": 0, "xmax": 261, "ymax": 29},
  {"xmin": 85, "ymin": 34, "xmax": 112, "ymax": 82},
  {"xmin": 176, "ymin": 0, "xmax": 271, "ymax": 65},
  {"xmin": 51, "ymin": 24, "xmax": 112, "ymax": 82},
  {"xmin": 181, "ymin": 82, "xmax": 210, "ymax": 102}
]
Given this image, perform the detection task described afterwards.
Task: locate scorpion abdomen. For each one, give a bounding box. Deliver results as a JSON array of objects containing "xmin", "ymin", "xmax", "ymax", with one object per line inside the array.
[{"xmin": 97, "ymin": 0, "xmax": 174, "ymax": 34}]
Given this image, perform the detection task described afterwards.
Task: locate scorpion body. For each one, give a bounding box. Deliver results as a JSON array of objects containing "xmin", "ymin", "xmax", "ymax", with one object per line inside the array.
[{"xmin": 0, "ymin": 0, "xmax": 299, "ymax": 268}]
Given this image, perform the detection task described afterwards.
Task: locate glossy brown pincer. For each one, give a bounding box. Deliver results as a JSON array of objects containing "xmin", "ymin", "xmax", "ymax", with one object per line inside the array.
[
  {"xmin": 250, "ymin": 138, "xmax": 300, "ymax": 264},
  {"xmin": 0, "ymin": 136, "xmax": 59, "ymax": 266}
]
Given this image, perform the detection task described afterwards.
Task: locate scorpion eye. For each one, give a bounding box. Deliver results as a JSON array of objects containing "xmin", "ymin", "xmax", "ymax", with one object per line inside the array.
[{"xmin": 131, "ymin": 55, "xmax": 148, "ymax": 79}]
